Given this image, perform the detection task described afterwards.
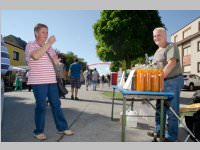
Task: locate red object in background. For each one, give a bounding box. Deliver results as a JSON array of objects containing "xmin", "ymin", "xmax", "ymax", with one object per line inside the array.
[{"xmin": 111, "ymin": 72, "xmax": 118, "ymax": 85}]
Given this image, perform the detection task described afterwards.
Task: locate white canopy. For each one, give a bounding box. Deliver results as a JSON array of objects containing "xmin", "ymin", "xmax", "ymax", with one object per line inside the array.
[{"xmin": 8, "ymin": 66, "xmax": 26, "ymax": 72}]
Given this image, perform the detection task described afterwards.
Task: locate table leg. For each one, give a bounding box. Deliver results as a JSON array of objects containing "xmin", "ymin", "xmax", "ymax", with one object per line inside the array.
[
  {"xmin": 121, "ymin": 96, "xmax": 126, "ymax": 142},
  {"xmin": 131, "ymin": 100, "xmax": 134, "ymax": 111},
  {"xmin": 160, "ymin": 99, "xmax": 165, "ymax": 141},
  {"xmin": 111, "ymin": 88, "xmax": 115, "ymax": 120}
]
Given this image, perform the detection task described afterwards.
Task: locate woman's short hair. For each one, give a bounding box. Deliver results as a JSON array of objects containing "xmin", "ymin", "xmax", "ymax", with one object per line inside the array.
[
  {"xmin": 34, "ymin": 23, "xmax": 48, "ymax": 33},
  {"xmin": 34, "ymin": 23, "xmax": 48, "ymax": 38}
]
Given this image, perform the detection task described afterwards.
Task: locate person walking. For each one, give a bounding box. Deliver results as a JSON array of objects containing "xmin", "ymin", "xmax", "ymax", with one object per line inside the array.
[
  {"xmin": 148, "ymin": 27, "xmax": 184, "ymax": 142},
  {"xmin": 57, "ymin": 55, "xmax": 67, "ymax": 98},
  {"xmin": 83, "ymin": 67, "xmax": 90, "ymax": 91},
  {"xmin": 68, "ymin": 58, "xmax": 82, "ymax": 100},
  {"xmin": 15, "ymin": 71, "xmax": 22, "ymax": 91},
  {"xmin": 92, "ymin": 68, "xmax": 99, "ymax": 91},
  {"xmin": 107, "ymin": 74, "xmax": 111, "ymax": 87},
  {"xmin": 25, "ymin": 23, "xmax": 74, "ymax": 141},
  {"xmin": 101, "ymin": 75, "xmax": 105, "ymax": 88},
  {"xmin": 26, "ymin": 71, "xmax": 32, "ymax": 92}
]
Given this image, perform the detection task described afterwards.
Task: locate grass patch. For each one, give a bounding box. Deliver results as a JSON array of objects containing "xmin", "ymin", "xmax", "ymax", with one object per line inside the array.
[{"xmin": 102, "ymin": 91, "xmax": 123, "ymax": 99}]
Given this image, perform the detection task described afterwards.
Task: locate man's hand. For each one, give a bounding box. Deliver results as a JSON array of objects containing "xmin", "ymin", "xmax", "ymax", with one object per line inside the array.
[
  {"xmin": 163, "ymin": 58, "xmax": 176, "ymax": 78},
  {"xmin": 47, "ymin": 35, "xmax": 56, "ymax": 46}
]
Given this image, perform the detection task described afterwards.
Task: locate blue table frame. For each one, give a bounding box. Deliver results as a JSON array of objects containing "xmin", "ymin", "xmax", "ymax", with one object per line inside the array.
[{"xmin": 111, "ymin": 85, "xmax": 174, "ymax": 142}]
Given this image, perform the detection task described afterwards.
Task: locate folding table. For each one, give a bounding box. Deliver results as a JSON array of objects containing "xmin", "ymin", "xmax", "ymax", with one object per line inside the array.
[{"xmin": 111, "ymin": 85, "xmax": 174, "ymax": 142}]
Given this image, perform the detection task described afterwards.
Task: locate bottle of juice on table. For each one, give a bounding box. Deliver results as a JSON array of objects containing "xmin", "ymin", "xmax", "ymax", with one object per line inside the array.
[
  {"xmin": 158, "ymin": 63, "xmax": 164, "ymax": 92},
  {"xmin": 132, "ymin": 65, "xmax": 138, "ymax": 90},
  {"xmin": 144, "ymin": 65, "xmax": 152, "ymax": 91},
  {"xmin": 151, "ymin": 64, "xmax": 159, "ymax": 92},
  {"xmin": 136, "ymin": 64, "xmax": 145, "ymax": 91}
]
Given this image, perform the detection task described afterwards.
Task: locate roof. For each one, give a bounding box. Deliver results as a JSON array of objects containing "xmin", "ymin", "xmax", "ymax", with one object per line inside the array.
[
  {"xmin": 171, "ymin": 16, "xmax": 200, "ymax": 36},
  {"xmin": 5, "ymin": 41, "xmax": 24, "ymax": 49}
]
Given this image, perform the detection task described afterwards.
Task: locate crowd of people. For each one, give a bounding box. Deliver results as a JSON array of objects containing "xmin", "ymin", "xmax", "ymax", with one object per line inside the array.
[{"xmin": 83, "ymin": 68, "xmax": 111, "ymax": 91}]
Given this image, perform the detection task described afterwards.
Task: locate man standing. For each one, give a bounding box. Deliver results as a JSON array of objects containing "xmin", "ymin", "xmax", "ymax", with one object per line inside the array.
[
  {"xmin": 148, "ymin": 27, "xmax": 183, "ymax": 142},
  {"xmin": 25, "ymin": 23, "xmax": 73, "ymax": 141},
  {"xmin": 69, "ymin": 58, "xmax": 82, "ymax": 100},
  {"xmin": 1, "ymin": 35, "xmax": 10, "ymax": 121}
]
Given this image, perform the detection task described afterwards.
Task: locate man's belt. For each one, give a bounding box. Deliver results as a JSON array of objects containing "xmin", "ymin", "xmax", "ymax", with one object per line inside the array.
[{"xmin": 164, "ymin": 74, "xmax": 182, "ymax": 81}]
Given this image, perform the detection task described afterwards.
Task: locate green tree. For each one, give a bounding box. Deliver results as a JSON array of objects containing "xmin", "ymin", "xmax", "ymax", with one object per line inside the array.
[
  {"xmin": 110, "ymin": 61, "xmax": 121, "ymax": 72},
  {"xmin": 56, "ymin": 51, "xmax": 87, "ymax": 71},
  {"xmin": 93, "ymin": 10, "xmax": 164, "ymax": 70}
]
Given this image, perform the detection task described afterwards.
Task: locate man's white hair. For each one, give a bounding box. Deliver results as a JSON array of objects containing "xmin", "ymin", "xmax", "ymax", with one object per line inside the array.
[{"xmin": 153, "ymin": 27, "xmax": 166, "ymax": 34}]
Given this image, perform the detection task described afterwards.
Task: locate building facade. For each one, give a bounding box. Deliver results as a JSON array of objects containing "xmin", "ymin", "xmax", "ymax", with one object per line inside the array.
[
  {"xmin": 4, "ymin": 41, "xmax": 25, "ymax": 66},
  {"xmin": 171, "ymin": 17, "xmax": 200, "ymax": 76}
]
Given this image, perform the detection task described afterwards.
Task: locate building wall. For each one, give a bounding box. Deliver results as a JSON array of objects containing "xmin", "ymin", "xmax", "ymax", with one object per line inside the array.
[
  {"xmin": 171, "ymin": 18, "xmax": 200, "ymax": 42},
  {"xmin": 5, "ymin": 43, "xmax": 25, "ymax": 66},
  {"xmin": 171, "ymin": 17, "xmax": 200, "ymax": 76},
  {"xmin": 191, "ymin": 36, "xmax": 200, "ymax": 76}
]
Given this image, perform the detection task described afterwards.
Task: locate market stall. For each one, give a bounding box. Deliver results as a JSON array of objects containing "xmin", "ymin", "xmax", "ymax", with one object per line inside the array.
[{"xmin": 111, "ymin": 85, "xmax": 174, "ymax": 142}]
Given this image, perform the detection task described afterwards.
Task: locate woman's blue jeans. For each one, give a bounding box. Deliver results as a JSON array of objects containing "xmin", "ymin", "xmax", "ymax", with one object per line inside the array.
[
  {"xmin": 32, "ymin": 83, "xmax": 68, "ymax": 135},
  {"xmin": 154, "ymin": 75, "xmax": 184, "ymax": 141}
]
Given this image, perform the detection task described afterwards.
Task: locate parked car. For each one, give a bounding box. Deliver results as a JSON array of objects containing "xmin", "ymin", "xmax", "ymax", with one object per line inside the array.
[{"xmin": 183, "ymin": 73, "xmax": 200, "ymax": 91}]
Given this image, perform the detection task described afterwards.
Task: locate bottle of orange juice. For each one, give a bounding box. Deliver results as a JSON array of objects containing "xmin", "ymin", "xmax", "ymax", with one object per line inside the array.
[
  {"xmin": 151, "ymin": 64, "xmax": 159, "ymax": 92},
  {"xmin": 136, "ymin": 65, "xmax": 141, "ymax": 91},
  {"xmin": 136, "ymin": 64, "xmax": 144, "ymax": 91},
  {"xmin": 144, "ymin": 65, "xmax": 152, "ymax": 91},
  {"xmin": 158, "ymin": 64, "xmax": 164, "ymax": 92},
  {"xmin": 140, "ymin": 65, "xmax": 145, "ymax": 91},
  {"xmin": 132, "ymin": 65, "xmax": 138, "ymax": 90}
]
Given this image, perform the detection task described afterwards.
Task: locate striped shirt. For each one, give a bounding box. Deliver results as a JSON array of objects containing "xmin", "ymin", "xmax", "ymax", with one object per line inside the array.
[
  {"xmin": 25, "ymin": 40, "xmax": 57, "ymax": 85},
  {"xmin": 1, "ymin": 36, "xmax": 10, "ymax": 75}
]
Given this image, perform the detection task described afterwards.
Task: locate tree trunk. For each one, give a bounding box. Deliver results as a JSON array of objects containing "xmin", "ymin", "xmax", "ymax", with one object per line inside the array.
[{"xmin": 125, "ymin": 56, "xmax": 131, "ymax": 70}]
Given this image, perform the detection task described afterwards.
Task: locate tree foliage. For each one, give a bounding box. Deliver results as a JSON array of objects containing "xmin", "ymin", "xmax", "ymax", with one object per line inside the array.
[
  {"xmin": 110, "ymin": 61, "xmax": 121, "ymax": 72},
  {"xmin": 56, "ymin": 51, "xmax": 87, "ymax": 71},
  {"xmin": 93, "ymin": 10, "xmax": 164, "ymax": 69}
]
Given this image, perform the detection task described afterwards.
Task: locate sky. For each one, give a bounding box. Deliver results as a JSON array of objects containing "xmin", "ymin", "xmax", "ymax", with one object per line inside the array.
[{"xmin": 1, "ymin": 10, "xmax": 200, "ymax": 75}]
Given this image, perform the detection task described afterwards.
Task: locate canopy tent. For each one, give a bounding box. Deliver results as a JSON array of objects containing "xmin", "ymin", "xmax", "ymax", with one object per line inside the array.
[{"xmin": 8, "ymin": 66, "xmax": 26, "ymax": 72}]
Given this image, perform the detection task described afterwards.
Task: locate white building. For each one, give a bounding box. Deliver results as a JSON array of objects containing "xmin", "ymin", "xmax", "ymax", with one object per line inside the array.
[{"xmin": 171, "ymin": 16, "xmax": 200, "ymax": 76}]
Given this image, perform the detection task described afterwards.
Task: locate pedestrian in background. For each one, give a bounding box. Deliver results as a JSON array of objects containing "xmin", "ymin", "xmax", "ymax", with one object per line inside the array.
[
  {"xmin": 25, "ymin": 23, "xmax": 74, "ymax": 141},
  {"xmin": 92, "ymin": 68, "xmax": 99, "ymax": 91},
  {"xmin": 83, "ymin": 67, "xmax": 90, "ymax": 91},
  {"xmin": 101, "ymin": 75, "xmax": 105, "ymax": 88},
  {"xmin": 57, "ymin": 55, "xmax": 67, "ymax": 98},
  {"xmin": 107, "ymin": 74, "xmax": 111, "ymax": 87},
  {"xmin": 68, "ymin": 58, "xmax": 82, "ymax": 100},
  {"xmin": 15, "ymin": 71, "xmax": 22, "ymax": 91},
  {"xmin": 26, "ymin": 71, "xmax": 32, "ymax": 92}
]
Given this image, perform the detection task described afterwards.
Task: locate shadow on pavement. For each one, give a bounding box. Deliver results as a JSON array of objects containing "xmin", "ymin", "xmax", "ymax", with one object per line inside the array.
[{"xmin": 1, "ymin": 95, "xmax": 121, "ymax": 142}]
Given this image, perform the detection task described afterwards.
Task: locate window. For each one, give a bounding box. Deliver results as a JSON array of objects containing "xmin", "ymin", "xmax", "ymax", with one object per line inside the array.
[
  {"xmin": 198, "ymin": 62, "xmax": 200, "ymax": 73},
  {"xmin": 199, "ymin": 21, "xmax": 200, "ymax": 31},
  {"xmin": 196, "ymin": 75, "xmax": 200, "ymax": 80},
  {"xmin": 184, "ymin": 65, "xmax": 191, "ymax": 73},
  {"xmin": 198, "ymin": 41, "xmax": 200, "ymax": 52},
  {"xmin": 183, "ymin": 46, "xmax": 191, "ymax": 56},
  {"xmin": 13, "ymin": 51, "xmax": 19, "ymax": 60},
  {"xmin": 183, "ymin": 28, "xmax": 191, "ymax": 39},
  {"xmin": 174, "ymin": 35, "xmax": 178, "ymax": 43}
]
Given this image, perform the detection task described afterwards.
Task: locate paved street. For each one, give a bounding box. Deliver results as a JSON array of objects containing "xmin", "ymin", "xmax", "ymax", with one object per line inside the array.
[{"xmin": 1, "ymin": 84, "xmax": 195, "ymax": 142}]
